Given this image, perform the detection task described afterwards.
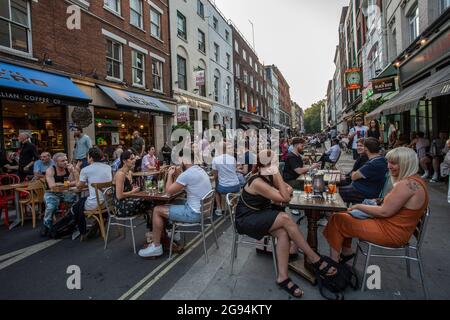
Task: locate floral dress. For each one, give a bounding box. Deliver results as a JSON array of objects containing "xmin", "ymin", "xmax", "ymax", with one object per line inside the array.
[{"xmin": 113, "ymin": 176, "xmax": 152, "ymax": 217}]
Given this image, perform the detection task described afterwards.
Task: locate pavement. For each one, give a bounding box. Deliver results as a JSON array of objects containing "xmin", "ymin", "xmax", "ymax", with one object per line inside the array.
[
  {"xmin": 160, "ymin": 147, "xmax": 450, "ymax": 300},
  {"xmin": 0, "ymin": 145, "xmax": 449, "ymax": 300}
]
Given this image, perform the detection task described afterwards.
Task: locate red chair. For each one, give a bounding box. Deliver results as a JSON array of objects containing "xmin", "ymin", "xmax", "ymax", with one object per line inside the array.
[{"xmin": 0, "ymin": 174, "xmax": 17, "ymax": 227}]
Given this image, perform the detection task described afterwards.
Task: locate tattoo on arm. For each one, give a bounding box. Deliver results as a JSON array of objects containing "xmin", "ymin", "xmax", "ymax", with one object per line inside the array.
[{"xmin": 406, "ymin": 180, "xmax": 421, "ymax": 192}]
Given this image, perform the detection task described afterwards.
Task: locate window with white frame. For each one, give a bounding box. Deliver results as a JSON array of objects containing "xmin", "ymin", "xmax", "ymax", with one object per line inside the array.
[
  {"xmin": 132, "ymin": 50, "xmax": 145, "ymax": 87},
  {"xmin": 408, "ymin": 5, "xmax": 419, "ymax": 43},
  {"xmin": 0, "ymin": 0, "xmax": 31, "ymax": 53},
  {"xmin": 177, "ymin": 55, "xmax": 187, "ymax": 90},
  {"xmin": 150, "ymin": 7, "xmax": 162, "ymax": 39},
  {"xmin": 198, "ymin": 29, "xmax": 206, "ymax": 53},
  {"xmin": 243, "ymin": 50, "xmax": 247, "ymax": 61},
  {"xmin": 197, "ymin": 0, "xmax": 204, "ymax": 18},
  {"xmin": 234, "ymin": 40, "xmax": 239, "ymax": 53},
  {"xmin": 244, "ymin": 91, "xmax": 248, "ymax": 109},
  {"xmin": 249, "ymin": 75, "xmax": 253, "ymax": 88},
  {"xmin": 213, "ymin": 16, "xmax": 218, "ymax": 31},
  {"xmin": 177, "ymin": 11, "xmax": 187, "ymax": 40},
  {"xmin": 214, "ymin": 43, "xmax": 220, "ymax": 62},
  {"xmin": 225, "ymin": 30, "xmax": 230, "ymax": 42},
  {"xmin": 214, "ymin": 74, "xmax": 220, "ymax": 102},
  {"xmin": 243, "ymin": 70, "xmax": 248, "ymax": 84},
  {"xmin": 104, "ymin": 0, "xmax": 121, "ymax": 14},
  {"xmin": 106, "ymin": 38, "xmax": 122, "ymax": 80},
  {"xmin": 152, "ymin": 59, "xmax": 163, "ymax": 92},
  {"xmin": 226, "ymin": 53, "xmax": 231, "ymax": 70},
  {"xmin": 225, "ymin": 81, "xmax": 231, "ymax": 105},
  {"xmin": 235, "ymin": 63, "xmax": 240, "ymax": 78},
  {"xmin": 130, "ymin": 0, "xmax": 143, "ymax": 29},
  {"xmin": 235, "ymin": 86, "xmax": 240, "ymax": 109},
  {"xmin": 249, "ymin": 56, "xmax": 253, "ymax": 68}
]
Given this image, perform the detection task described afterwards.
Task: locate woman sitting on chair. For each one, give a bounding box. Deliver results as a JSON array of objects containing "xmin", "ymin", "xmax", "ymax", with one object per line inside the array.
[
  {"xmin": 323, "ymin": 147, "xmax": 429, "ymax": 264},
  {"xmin": 235, "ymin": 150, "xmax": 337, "ymax": 299}
]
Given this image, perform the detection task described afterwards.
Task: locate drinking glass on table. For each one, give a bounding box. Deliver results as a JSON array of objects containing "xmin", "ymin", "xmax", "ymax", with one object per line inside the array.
[
  {"xmin": 328, "ymin": 180, "xmax": 337, "ymax": 201},
  {"xmin": 304, "ymin": 177, "xmax": 313, "ymax": 199},
  {"xmin": 63, "ymin": 177, "xmax": 70, "ymax": 188}
]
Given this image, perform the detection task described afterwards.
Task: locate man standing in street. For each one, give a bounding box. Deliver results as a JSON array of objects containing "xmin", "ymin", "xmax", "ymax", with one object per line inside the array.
[
  {"xmin": 132, "ymin": 131, "xmax": 145, "ymax": 157},
  {"xmin": 73, "ymin": 126, "xmax": 92, "ymax": 169},
  {"xmin": 348, "ymin": 117, "xmax": 368, "ymax": 160},
  {"xmin": 18, "ymin": 132, "xmax": 39, "ymax": 181}
]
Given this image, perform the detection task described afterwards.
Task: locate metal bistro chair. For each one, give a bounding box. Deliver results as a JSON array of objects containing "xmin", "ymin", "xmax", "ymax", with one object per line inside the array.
[
  {"xmin": 169, "ymin": 190, "xmax": 219, "ymax": 263},
  {"xmin": 226, "ymin": 193, "xmax": 278, "ymax": 277},
  {"xmin": 103, "ymin": 186, "xmax": 139, "ymax": 254},
  {"xmin": 353, "ymin": 207, "xmax": 430, "ymax": 299}
]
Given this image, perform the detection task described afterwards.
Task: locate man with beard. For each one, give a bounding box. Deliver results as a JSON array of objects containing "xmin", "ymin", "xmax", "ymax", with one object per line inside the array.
[{"xmin": 73, "ymin": 126, "xmax": 92, "ymax": 169}]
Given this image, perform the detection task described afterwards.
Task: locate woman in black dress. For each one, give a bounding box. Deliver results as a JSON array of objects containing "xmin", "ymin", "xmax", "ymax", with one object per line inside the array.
[
  {"xmin": 113, "ymin": 151, "xmax": 152, "ymax": 218},
  {"xmin": 368, "ymin": 120, "xmax": 382, "ymax": 142},
  {"xmin": 235, "ymin": 150, "xmax": 337, "ymax": 298}
]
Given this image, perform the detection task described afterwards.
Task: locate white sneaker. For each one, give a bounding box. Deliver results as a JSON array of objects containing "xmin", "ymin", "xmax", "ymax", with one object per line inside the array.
[
  {"xmin": 318, "ymin": 218, "xmax": 328, "ymax": 227},
  {"xmin": 215, "ymin": 209, "xmax": 223, "ymax": 216},
  {"xmin": 421, "ymin": 171, "xmax": 429, "ymax": 179},
  {"xmin": 138, "ymin": 243, "xmax": 163, "ymax": 258},
  {"xmin": 290, "ymin": 209, "xmax": 300, "ymax": 216}
]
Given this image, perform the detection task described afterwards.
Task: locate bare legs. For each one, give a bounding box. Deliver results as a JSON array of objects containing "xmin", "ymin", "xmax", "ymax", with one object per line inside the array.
[{"xmin": 151, "ymin": 205, "xmax": 169, "ymax": 247}]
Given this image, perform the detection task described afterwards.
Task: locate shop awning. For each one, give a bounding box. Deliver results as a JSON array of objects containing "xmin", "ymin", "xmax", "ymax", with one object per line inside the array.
[
  {"xmin": 0, "ymin": 61, "xmax": 91, "ymax": 105},
  {"xmin": 366, "ymin": 65, "xmax": 450, "ymax": 120},
  {"xmin": 98, "ymin": 85, "xmax": 173, "ymax": 115}
]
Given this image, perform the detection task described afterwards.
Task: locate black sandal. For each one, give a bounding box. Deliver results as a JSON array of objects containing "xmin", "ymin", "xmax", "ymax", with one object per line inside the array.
[
  {"xmin": 339, "ymin": 253, "xmax": 355, "ymax": 264},
  {"xmin": 311, "ymin": 255, "xmax": 338, "ymax": 278},
  {"xmin": 277, "ymin": 278, "xmax": 304, "ymax": 298}
]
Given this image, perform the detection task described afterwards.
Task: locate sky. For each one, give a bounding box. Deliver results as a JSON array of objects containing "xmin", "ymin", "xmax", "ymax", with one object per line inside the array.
[{"xmin": 213, "ymin": 0, "xmax": 349, "ymax": 110}]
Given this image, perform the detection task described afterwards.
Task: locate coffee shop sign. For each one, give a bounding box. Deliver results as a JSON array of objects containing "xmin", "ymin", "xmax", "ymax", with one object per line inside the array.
[
  {"xmin": 0, "ymin": 91, "xmax": 61, "ymax": 104},
  {"xmin": 123, "ymin": 95, "xmax": 160, "ymax": 109}
]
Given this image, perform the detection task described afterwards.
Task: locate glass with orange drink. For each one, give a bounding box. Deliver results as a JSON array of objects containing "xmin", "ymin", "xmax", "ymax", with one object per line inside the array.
[
  {"xmin": 304, "ymin": 177, "xmax": 313, "ymax": 199},
  {"xmin": 328, "ymin": 181, "xmax": 337, "ymax": 201}
]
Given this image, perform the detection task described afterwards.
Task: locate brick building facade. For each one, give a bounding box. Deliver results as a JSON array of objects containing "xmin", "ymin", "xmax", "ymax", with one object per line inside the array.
[{"xmin": 0, "ymin": 0, "xmax": 174, "ymax": 158}]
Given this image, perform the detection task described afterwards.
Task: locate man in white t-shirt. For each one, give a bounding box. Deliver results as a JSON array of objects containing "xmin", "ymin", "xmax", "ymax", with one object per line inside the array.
[
  {"xmin": 349, "ymin": 117, "xmax": 368, "ymax": 160},
  {"xmin": 211, "ymin": 143, "xmax": 241, "ymax": 216},
  {"xmin": 139, "ymin": 155, "xmax": 212, "ymax": 258},
  {"xmin": 74, "ymin": 147, "xmax": 112, "ymax": 236},
  {"xmin": 319, "ymin": 138, "xmax": 341, "ymax": 169}
]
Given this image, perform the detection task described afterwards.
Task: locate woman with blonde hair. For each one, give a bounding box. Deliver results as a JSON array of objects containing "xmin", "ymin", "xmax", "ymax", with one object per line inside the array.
[{"xmin": 323, "ymin": 147, "xmax": 429, "ymax": 264}]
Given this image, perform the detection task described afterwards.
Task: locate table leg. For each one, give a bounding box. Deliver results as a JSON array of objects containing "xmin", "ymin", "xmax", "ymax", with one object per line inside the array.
[
  {"xmin": 8, "ymin": 190, "xmax": 21, "ymax": 230},
  {"xmin": 288, "ymin": 209, "xmax": 322, "ymax": 284}
]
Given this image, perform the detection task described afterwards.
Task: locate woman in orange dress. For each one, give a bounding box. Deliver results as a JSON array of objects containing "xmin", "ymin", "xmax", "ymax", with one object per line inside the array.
[{"xmin": 323, "ymin": 147, "xmax": 429, "ymax": 263}]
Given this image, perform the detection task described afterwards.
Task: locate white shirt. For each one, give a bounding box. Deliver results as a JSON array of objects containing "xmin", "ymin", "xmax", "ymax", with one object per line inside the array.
[
  {"xmin": 350, "ymin": 126, "xmax": 369, "ymax": 149},
  {"xmin": 212, "ymin": 154, "xmax": 240, "ymax": 187},
  {"xmin": 80, "ymin": 162, "xmax": 113, "ymax": 211},
  {"xmin": 176, "ymin": 166, "xmax": 212, "ymax": 213},
  {"xmin": 141, "ymin": 154, "xmax": 157, "ymax": 172},
  {"xmin": 326, "ymin": 144, "xmax": 341, "ymax": 163}
]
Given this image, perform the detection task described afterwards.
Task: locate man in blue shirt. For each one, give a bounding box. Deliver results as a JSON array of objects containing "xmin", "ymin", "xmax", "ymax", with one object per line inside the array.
[
  {"xmin": 339, "ymin": 137, "xmax": 388, "ymax": 204},
  {"xmin": 73, "ymin": 126, "xmax": 92, "ymax": 169},
  {"xmin": 33, "ymin": 152, "xmax": 54, "ymax": 179}
]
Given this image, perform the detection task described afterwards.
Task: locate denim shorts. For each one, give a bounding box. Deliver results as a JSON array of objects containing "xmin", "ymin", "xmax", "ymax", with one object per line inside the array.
[
  {"xmin": 169, "ymin": 204, "xmax": 201, "ymax": 223},
  {"xmin": 216, "ymin": 184, "xmax": 241, "ymax": 194}
]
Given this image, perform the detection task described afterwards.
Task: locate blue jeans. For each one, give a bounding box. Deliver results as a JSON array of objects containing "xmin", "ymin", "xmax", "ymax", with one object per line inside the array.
[
  {"xmin": 216, "ymin": 184, "xmax": 241, "ymax": 194},
  {"xmin": 43, "ymin": 192, "xmax": 77, "ymax": 227}
]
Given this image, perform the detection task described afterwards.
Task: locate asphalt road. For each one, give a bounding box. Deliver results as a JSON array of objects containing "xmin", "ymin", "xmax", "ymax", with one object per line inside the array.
[{"xmin": 0, "ymin": 215, "xmax": 229, "ymax": 300}]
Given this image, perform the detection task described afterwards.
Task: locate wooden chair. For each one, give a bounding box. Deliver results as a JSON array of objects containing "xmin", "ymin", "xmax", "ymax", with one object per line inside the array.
[
  {"xmin": 17, "ymin": 180, "xmax": 45, "ymax": 228},
  {"xmin": 84, "ymin": 182, "xmax": 113, "ymax": 240}
]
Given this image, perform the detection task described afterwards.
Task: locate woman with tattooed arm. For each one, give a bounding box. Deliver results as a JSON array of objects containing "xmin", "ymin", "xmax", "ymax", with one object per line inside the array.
[{"xmin": 323, "ymin": 147, "xmax": 429, "ymax": 264}]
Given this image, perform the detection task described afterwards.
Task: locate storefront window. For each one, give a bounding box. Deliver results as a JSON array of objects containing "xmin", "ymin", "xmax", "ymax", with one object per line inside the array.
[
  {"xmin": 94, "ymin": 107, "xmax": 154, "ymax": 159},
  {"xmin": 2, "ymin": 100, "xmax": 66, "ymax": 154}
]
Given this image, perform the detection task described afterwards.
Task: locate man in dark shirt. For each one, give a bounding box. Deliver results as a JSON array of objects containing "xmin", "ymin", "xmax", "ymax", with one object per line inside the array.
[
  {"xmin": 131, "ymin": 131, "xmax": 145, "ymax": 157},
  {"xmin": 18, "ymin": 133, "xmax": 39, "ymax": 181},
  {"xmin": 161, "ymin": 142, "xmax": 172, "ymax": 165},
  {"xmin": 339, "ymin": 137, "xmax": 388, "ymax": 204},
  {"xmin": 283, "ymin": 137, "xmax": 320, "ymax": 189}
]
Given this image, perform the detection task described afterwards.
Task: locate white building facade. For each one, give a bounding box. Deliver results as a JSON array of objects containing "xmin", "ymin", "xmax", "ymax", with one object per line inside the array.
[
  {"xmin": 206, "ymin": 0, "xmax": 235, "ymax": 130},
  {"xmin": 169, "ymin": 0, "xmax": 213, "ymax": 132}
]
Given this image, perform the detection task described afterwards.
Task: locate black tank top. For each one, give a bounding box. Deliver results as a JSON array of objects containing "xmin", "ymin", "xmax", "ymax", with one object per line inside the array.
[
  {"xmin": 53, "ymin": 166, "xmax": 70, "ymax": 184},
  {"xmin": 240, "ymin": 174, "xmax": 273, "ymax": 210}
]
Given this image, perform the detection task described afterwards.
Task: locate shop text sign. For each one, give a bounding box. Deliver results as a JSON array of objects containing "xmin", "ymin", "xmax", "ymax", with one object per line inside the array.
[
  {"xmin": 194, "ymin": 70, "xmax": 205, "ymax": 86},
  {"xmin": 0, "ymin": 91, "xmax": 63, "ymax": 105},
  {"xmin": 177, "ymin": 105, "xmax": 189, "ymax": 123},
  {"xmin": 345, "ymin": 68, "xmax": 362, "ymax": 90},
  {"xmin": 372, "ymin": 77, "xmax": 396, "ymax": 94},
  {"xmin": 0, "ymin": 69, "xmax": 48, "ymax": 87}
]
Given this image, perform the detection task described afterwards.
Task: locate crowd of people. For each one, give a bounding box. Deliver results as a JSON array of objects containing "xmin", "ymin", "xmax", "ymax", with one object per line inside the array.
[{"xmin": 1, "ymin": 118, "xmax": 449, "ymax": 299}]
